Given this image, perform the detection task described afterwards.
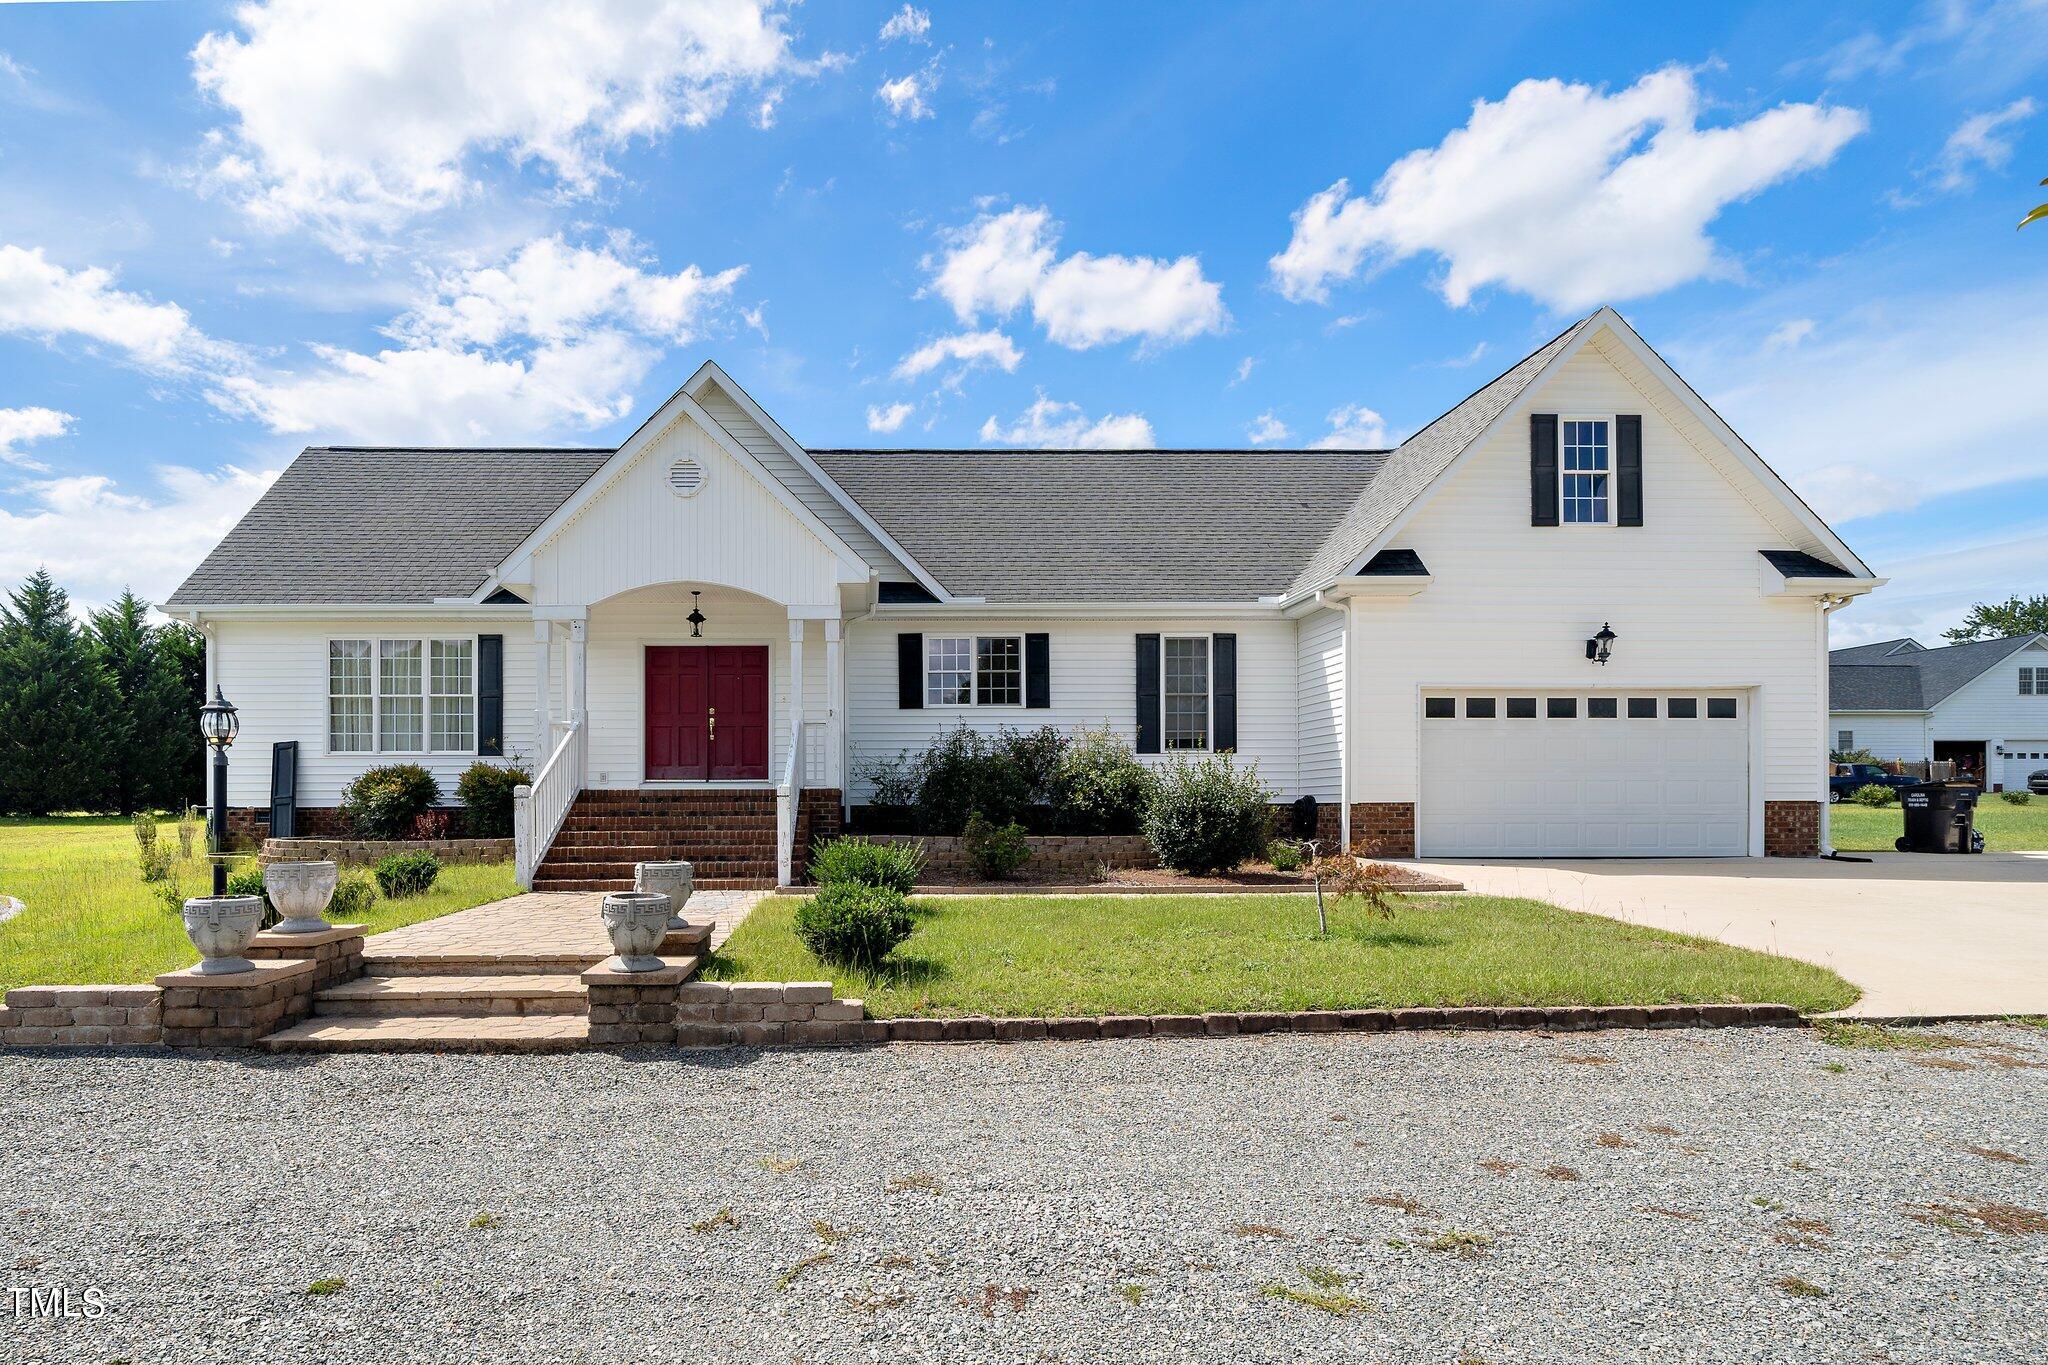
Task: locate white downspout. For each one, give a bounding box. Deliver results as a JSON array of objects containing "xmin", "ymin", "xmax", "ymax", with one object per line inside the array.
[{"xmin": 1817, "ymin": 594, "xmax": 1851, "ymax": 856}]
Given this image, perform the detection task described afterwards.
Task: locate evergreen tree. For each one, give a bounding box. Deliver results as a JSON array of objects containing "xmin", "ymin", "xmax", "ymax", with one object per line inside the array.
[
  {"xmin": 0, "ymin": 570, "xmax": 117, "ymax": 814},
  {"xmin": 90, "ymin": 590, "xmax": 194, "ymax": 813},
  {"xmin": 155, "ymin": 620, "xmax": 208, "ymax": 811}
]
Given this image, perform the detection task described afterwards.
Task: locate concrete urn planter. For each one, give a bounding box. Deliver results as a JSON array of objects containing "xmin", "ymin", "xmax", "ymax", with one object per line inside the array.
[
  {"xmin": 635, "ymin": 861, "xmax": 694, "ymax": 930},
  {"xmin": 263, "ymin": 860, "xmax": 339, "ymax": 934},
  {"xmin": 181, "ymin": 895, "xmax": 265, "ymax": 975},
  {"xmin": 600, "ymin": 891, "xmax": 672, "ymax": 972}
]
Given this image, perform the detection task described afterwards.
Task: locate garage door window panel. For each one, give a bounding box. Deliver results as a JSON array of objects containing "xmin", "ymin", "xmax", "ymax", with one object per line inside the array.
[
  {"xmin": 1506, "ymin": 697, "xmax": 1537, "ymax": 718},
  {"xmin": 1627, "ymin": 697, "xmax": 1657, "ymax": 718},
  {"xmin": 1668, "ymin": 698, "xmax": 1699, "ymax": 719},
  {"xmin": 1425, "ymin": 697, "xmax": 1454, "ymax": 719},
  {"xmin": 1466, "ymin": 697, "xmax": 1496, "ymax": 718},
  {"xmin": 1589, "ymin": 697, "xmax": 1618, "ymax": 718}
]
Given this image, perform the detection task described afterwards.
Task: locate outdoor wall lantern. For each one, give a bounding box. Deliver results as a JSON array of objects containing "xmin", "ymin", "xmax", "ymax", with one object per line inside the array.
[
  {"xmin": 198, "ymin": 686, "xmax": 239, "ymax": 896},
  {"xmin": 1586, "ymin": 623, "xmax": 1618, "ymax": 666},
  {"xmin": 687, "ymin": 590, "xmax": 707, "ymax": 638}
]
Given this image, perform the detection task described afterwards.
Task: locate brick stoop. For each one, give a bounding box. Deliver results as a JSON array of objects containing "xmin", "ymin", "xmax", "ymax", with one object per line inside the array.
[{"xmin": 533, "ymin": 789, "xmax": 781, "ymax": 890}]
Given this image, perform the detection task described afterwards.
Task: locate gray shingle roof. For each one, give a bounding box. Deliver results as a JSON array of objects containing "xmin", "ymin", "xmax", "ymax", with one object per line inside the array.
[
  {"xmin": 167, "ymin": 447, "xmax": 610, "ymax": 606},
  {"xmin": 1761, "ymin": 549, "xmax": 1853, "ymax": 577},
  {"xmin": 1829, "ymin": 637, "xmax": 1924, "ymax": 663},
  {"xmin": 1358, "ymin": 548, "xmax": 1428, "ymax": 576},
  {"xmin": 1286, "ymin": 315, "xmax": 1592, "ymax": 596},
  {"xmin": 811, "ymin": 449, "xmax": 1388, "ymax": 601},
  {"xmin": 1829, "ymin": 634, "xmax": 2043, "ymax": 711}
]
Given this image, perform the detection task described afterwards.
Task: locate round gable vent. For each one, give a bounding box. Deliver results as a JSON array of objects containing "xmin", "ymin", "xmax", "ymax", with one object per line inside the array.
[{"xmin": 668, "ymin": 457, "xmax": 706, "ymax": 497}]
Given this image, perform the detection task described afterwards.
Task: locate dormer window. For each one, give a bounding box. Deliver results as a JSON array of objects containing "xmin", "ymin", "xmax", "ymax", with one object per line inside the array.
[{"xmin": 1561, "ymin": 418, "xmax": 1611, "ymax": 524}]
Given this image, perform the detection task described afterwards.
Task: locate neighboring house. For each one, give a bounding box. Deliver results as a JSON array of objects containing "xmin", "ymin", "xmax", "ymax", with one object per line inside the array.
[
  {"xmin": 1829, "ymin": 634, "xmax": 2048, "ymax": 791},
  {"xmin": 166, "ymin": 307, "xmax": 1879, "ymax": 886}
]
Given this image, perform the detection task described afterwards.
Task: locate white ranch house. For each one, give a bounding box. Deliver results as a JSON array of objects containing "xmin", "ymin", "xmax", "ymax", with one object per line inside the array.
[
  {"xmin": 166, "ymin": 309, "xmax": 1879, "ymax": 886},
  {"xmin": 1830, "ymin": 634, "xmax": 2048, "ymax": 791}
]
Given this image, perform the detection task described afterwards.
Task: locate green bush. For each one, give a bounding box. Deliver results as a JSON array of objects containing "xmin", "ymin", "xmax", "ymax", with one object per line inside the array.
[
  {"xmin": 808, "ymin": 836, "xmax": 925, "ymax": 893},
  {"xmin": 1851, "ymin": 783, "xmax": 1898, "ymax": 807},
  {"xmin": 374, "ymin": 850, "xmax": 441, "ymax": 897},
  {"xmin": 1051, "ymin": 725, "xmax": 1154, "ymax": 834},
  {"xmin": 1143, "ymin": 752, "xmax": 1274, "ymax": 876},
  {"xmin": 962, "ymin": 812, "xmax": 1030, "ymax": 881},
  {"xmin": 912, "ymin": 726, "xmax": 1034, "ymax": 834},
  {"xmin": 1267, "ymin": 840, "xmax": 1305, "ymax": 872},
  {"xmin": 1001, "ymin": 726, "xmax": 1069, "ymax": 805},
  {"xmin": 330, "ymin": 873, "xmax": 376, "ymax": 921},
  {"xmin": 793, "ymin": 882, "xmax": 915, "ymax": 969},
  {"xmin": 455, "ymin": 760, "xmax": 532, "ymax": 837},
  {"xmin": 2000, "ymin": 789, "xmax": 2031, "ymax": 805},
  {"xmin": 224, "ymin": 866, "xmax": 270, "ymax": 909},
  {"xmin": 340, "ymin": 764, "xmax": 442, "ymax": 839}
]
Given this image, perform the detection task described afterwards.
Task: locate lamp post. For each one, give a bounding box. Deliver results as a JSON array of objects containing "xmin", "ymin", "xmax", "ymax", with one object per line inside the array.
[{"xmin": 198, "ymin": 686, "xmax": 240, "ymax": 896}]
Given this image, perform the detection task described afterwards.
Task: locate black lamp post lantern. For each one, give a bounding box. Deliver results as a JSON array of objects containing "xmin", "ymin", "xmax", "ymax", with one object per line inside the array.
[
  {"xmin": 198, "ymin": 686, "xmax": 240, "ymax": 896},
  {"xmin": 1586, "ymin": 623, "xmax": 1618, "ymax": 666},
  {"xmin": 686, "ymin": 590, "xmax": 707, "ymax": 638}
]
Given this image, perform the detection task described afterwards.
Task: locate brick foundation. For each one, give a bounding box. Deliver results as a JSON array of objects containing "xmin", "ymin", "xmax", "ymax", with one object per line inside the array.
[
  {"xmin": 1349, "ymin": 803, "xmax": 1416, "ymax": 858},
  {"xmin": 1765, "ymin": 800, "xmax": 1822, "ymax": 857},
  {"xmin": 228, "ymin": 806, "xmax": 348, "ymax": 842},
  {"xmin": 793, "ymin": 788, "xmax": 843, "ymax": 882},
  {"xmin": 0, "ymin": 985, "xmax": 161, "ymax": 1047},
  {"xmin": 862, "ymin": 833, "xmax": 1155, "ymax": 879}
]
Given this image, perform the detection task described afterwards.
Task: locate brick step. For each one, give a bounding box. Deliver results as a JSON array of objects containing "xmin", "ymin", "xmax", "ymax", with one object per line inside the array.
[
  {"xmin": 548, "ymin": 834, "xmax": 778, "ymax": 851},
  {"xmin": 574, "ymin": 791, "xmax": 776, "ymax": 803},
  {"xmin": 314, "ymin": 974, "xmax": 587, "ymax": 1018},
  {"xmin": 532, "ymin": 877, "xmax": 774, "ymax": 892},
  {"xmin": 555, "ymin": 819, "xmax": 778, "ymax": 834},
  {"xmin": 261, "ymin": 1015, "xmax": 590, "ymax": 1053},
  {"xmin": 538, "ymin": 855, "xmax": 774, "ymax": 874}
]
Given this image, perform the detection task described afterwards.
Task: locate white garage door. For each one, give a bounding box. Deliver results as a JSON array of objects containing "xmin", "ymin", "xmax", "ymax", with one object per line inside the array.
[
  {"xmin": 2001, "ymin": 743, "xmax": 2048, "ymax": 793},
  {"xmin": 1420, "ymin": 692, "xmax": 1749, "ymax": 857}
]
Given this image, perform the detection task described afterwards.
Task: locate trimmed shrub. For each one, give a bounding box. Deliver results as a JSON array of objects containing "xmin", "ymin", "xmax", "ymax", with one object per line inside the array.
[
  {"xmin": 1143, "ymin": 752, "xmax": 1274, "ymax": 876},
  {"xmin": 794, "ymin": 882, "xmax": 915, "ymax": 969},
  {"xmin": 1851, "ymin": 783, "xmax": 1898, "ymax": 807},
  {"xmin": 330, "ymin": 874, "xmax": 376, "ymax": 921},
  {"xmin": 2000, "ymin": 789, "xmax": 2031, "ymax": 805},
  {"xmin": 341, "ymin": 764, "xmax": 441, "ymax": 840},
  {"xmin": 913, "ymin": 726, "xmax": 1033, "ymax": 834},
  {"xmin": 374, "ymin": 850, "xmax": 441, "ymax": 898},
  {"xmin": 456, "ymin": 760, "xmax": 532, "ymax": 837},
  {"xmin": 1051, "ymin": 725, "xmax": 1154, "ymax": 834},
  {"xmin": 1002, "ymin": 726, "xmax": 1070, "ymax": 805},
  {"xmin": 962, "ymin": 812, "xmax": 1030, "ymax": 880},
  {"xmin": 809, "ymin": 836, "xmax": 925, "ymax": 893}
]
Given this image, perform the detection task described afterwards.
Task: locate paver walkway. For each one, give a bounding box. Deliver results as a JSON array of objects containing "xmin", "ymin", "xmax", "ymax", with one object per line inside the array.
[{"xmin": 364, "ymin": 887, "xmax": 768, "ymax": 962}]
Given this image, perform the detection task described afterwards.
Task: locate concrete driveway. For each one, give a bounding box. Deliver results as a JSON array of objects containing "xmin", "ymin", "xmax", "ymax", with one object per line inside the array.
[{"xmin": 1407, "ymin": 852, "xmax": 2048, "ymax": 1018}]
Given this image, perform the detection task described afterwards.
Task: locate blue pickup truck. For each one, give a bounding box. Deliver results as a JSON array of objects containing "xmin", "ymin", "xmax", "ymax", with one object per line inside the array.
[{"xmin": 1828, "ymin": 764, "xmax": 1920, "ymax": 803}]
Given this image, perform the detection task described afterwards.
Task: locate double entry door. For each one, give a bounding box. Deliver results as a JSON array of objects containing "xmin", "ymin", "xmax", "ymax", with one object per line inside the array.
[{"xmin": 644, "ymin": 645, "xmax": 770, "ymax": 781}]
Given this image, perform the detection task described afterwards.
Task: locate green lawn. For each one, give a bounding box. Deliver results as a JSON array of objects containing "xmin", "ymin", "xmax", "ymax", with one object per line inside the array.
[
  {"xmin": 1828, "ymin": 796, "xmax": 2048, "ymax": 852},
  {"xmin": 0, "ymin": 816, "xmax": 516, "ymax": 992},
  {"xmin": 704, "ymin": 892, "xmax": 1859, "ymax": 1017}
]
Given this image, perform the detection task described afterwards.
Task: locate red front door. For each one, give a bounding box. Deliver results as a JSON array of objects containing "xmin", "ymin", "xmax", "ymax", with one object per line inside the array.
[{"xmin": 645, "ymin": 646, "xmax": 769, "ymax": 780}]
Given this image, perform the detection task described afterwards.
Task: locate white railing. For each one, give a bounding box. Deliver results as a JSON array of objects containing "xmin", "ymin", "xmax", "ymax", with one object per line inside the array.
[
  {"xmin": 776, "ymin": 721, "xmax": 812, "ymax": 888},
  {"xmin": 514, "ymin": 720, "xmax": 585, "ymax": 889}
]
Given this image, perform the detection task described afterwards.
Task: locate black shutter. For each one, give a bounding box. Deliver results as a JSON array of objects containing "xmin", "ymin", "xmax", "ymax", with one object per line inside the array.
[
  {"xmin": 1530, "ymin": 413, "xmax": 1559, "ymax": 527},
  {"xmin": 897, "ymin": 633, "xmax": 924, "ymax": 709},
  {"xmin": 1024, "ymin": 633, "xmax": 1050, "ymax": 709},
  {"xmin": 268, "ymin": 741, "xmax": 298, "ymax": 839},
  {"xmin": 1616, "ymin": 414, "xmax": 1643, "ymax": 527},
  {"xmin": 476, "ymin": 633, "xmax": 504, "ymax": 756},
  {"xmin": 1135, "ymin": 634, "xmax": 1161, "ymax": 754},
  {"xmin": 1212, "ymin": 633, "xmax": 1237, "ymax": 753}
]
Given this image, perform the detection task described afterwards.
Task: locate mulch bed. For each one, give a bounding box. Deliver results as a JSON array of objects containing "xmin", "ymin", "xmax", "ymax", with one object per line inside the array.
[{"xmin": 775, "ymin": 862, "xmax": 1466, "ymax": 896}]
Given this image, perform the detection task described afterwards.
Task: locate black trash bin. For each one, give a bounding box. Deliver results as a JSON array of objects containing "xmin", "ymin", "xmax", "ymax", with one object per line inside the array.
[{"xmin": 1896, "ymin": 782, "xmax": 1982, "ymax": 854}]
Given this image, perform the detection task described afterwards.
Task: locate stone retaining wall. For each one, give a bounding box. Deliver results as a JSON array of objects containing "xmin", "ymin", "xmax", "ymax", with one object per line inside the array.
[
  {"xmin": 157, "ymin": 959, "xmax": 321, "ymax": 1047},
  {"xmin": 260, "ymin": 836, "xmax": 514, "ymax": 866},
  {"xmin": 0, "ymin": 986, "xmax": 161, "ymax": 1047},
  {"xmin": 674, "ymin": 980, "xmax": 876, "ymax": 1047},
  {"xmin": 863, "ymin": 833, "xmax": 1154, "ymax": 878}
]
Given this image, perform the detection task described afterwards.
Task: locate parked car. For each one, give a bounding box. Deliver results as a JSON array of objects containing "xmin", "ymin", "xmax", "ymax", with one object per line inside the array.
[
  {"xmin": 2030, "ymin": 769, "xmax": 2048, "ymax": 796},
  {"xmin": 1828, "ymin": 764, "xmax": 1918, "ymax": 803}
]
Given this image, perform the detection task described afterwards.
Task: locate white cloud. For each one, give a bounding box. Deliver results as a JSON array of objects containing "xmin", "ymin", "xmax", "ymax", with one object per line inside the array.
[
  {"xmin": 1930, "ymin": 98, "xmax": 2037, "ymax": 191},
  {"xmin": 979, "ymin": 394, "xmax": 1156, "ymax": 449},
  {"xmin": 1762, "ymin": 318, "xmax": 1816, "ymax": 352},
  {"xmin": 1808, "ymin": 0, "xmax": 2048, "ymax": 85},
  {"xmin": 1443, "ymin": 340, "xmax": 1489, "ymax": 368},
  {"xmin": 866, "ymin": 401, "xmax": 914, "ymax": 433},
  {"xmin": 928, "ymin": 205, "xmax": 1227, "ymax": 350},
  {"xmin": 0, "ymin": 407, "xmax": 71, "ymax": 472},
  {"xmin": 1246, "ymin": 412, "xmax": 1289, "ymax": 445},
  {"xmin": 190, "ymin": 0, "xmax": 819, "ymax": 247},
  {"xmin": 877, "ymin": 71, "xmax": 933, "ymax": 121},
  {"xmin": 0, "ymin": 462, "xmax": 278, "ymax": 608},
  {"xmin": 1269, "ymin": 67, "xmax": 1866, "ymax": 310},
  {"xmin": 891, "ymin": 328, "xmax": 1021, "ymax": 380},
  {"xmin": 1310, "ymin": 403, "xmax": 1389, "ymax": 449},
  {"xmin": 879, "ymin": 5, "xmax": 931, "ymax": 44},
  {"xmin": 0, "ymin": 243, "xmax": 237, "ymax": 374},
  {"xmin": 1230, "ymin": 356, "xmax": 1256, "ymax": 386}
]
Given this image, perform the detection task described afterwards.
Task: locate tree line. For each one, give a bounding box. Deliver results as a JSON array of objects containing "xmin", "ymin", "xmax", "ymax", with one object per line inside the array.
[{"xmin": 0, "ymin": 570, "xmax": 205, "ymax": 816}]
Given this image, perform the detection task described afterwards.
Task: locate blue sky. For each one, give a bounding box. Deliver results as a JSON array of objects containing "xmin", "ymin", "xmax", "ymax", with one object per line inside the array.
[{"xmin": 0, "ymin": 0, "xmax": 2043, "ymax": 644}]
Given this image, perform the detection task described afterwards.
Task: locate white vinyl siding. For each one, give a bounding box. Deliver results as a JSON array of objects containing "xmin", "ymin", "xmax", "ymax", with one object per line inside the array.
[
  {"xmin": 1296, "ymin": 607, "xmax": 1345, "ymax": 802},
  {"xmin": 1823, "ymin": 712, "xmax": 1927, "ymax": 763}
]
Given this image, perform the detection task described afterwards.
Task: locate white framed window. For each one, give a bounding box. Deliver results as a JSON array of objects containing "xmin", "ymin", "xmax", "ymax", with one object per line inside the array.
[
  {"xmin": 329, "ymin": 636, "xmax": 478, "ymax": 754},
  {"xmin": 1560, "ymin": 417, "xmax": 1611, "ymax": 525},
  {"xmin": 1163, "ymin": 635, "xmax": 1211, "ymax": 751},
  {"xmin": 1836, "ymin": 729, "xmax": 1854, "ymax": 751},
  {"xmin": 926, "ymin": 635, "xmax": 1023, "ymax": 706},
  {"xmin": 2021, "ymin": 666, "xmax": 2039, "ymax": 696}
]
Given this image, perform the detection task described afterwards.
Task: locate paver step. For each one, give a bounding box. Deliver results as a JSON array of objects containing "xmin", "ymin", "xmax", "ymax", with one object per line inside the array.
[
  {"xmin": 314, "ymin": 973, "xmax": 587, "ymax": 1018},
  {"xmin": 362, "ymin": 953, "xmax": 606, "ymax": 977},
  {"xmin": 261, "ymin": 1014, "xmax": 590, "ymax": 1053}
]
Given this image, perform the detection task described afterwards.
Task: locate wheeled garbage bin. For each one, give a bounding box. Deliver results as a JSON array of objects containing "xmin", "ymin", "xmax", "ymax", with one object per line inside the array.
[{"xmin": 1895, "ymin": 782, "xmax": 1982, "ymax": 854}]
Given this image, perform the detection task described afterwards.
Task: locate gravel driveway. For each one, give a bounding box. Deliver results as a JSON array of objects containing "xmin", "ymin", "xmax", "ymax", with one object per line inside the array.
[{"xmin": 4, "ymin": 1026, "xmax": 2044, "ymax": 1364}]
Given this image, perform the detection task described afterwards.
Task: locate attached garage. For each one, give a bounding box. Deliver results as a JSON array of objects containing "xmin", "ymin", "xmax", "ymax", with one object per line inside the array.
[
  {"xmin": 1418, "ymin": 691, "xmax": 1750, "ymax": 857},
  {"xmin": 2000, "ymin": 743, "xmax": 2048, "ymax": 794}
]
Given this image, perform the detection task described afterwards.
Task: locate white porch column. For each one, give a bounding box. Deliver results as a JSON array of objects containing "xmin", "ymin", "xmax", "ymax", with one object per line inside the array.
[
  {"xmin": 823, "ymin": 618, "xmax": 843, "ymax": 789},
  {"xmin": 787, "ymin": 616, "xmax": 806, "ymax": 780},
  {"xmin": 532, "ymin": 619, "xmax": 553, "ymax": 754},
  {"xmin": 566, "ymin": 619, "xmax": 588, "ymax": 726}
]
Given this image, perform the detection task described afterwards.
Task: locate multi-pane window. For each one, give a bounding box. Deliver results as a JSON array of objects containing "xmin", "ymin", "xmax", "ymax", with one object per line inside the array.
[
  {"xmin": 328, "ymin": 641, "xmax": 373, "ymax": 752},
  {"xmin": 927, "ymin": 636, "xmax": 1023, "ymax": 706},
  {"xmin": 1561, "ymin": 419, "xmax": 1610, "ymax": 524},
  {"xmin": 1163, "ymin": 636, "xmax": 1210, "ymax": 751},
  {"xmin": 330, "ymin": 637, "xmax": 476, "ymax": 753},
  {"xmin": 1837, "ymin": 730, "xmax": 1854, "ymax": 751},
  {"xmin": 2022, "ymin": 667, "xmax": 2039, "ymax": 696}
]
